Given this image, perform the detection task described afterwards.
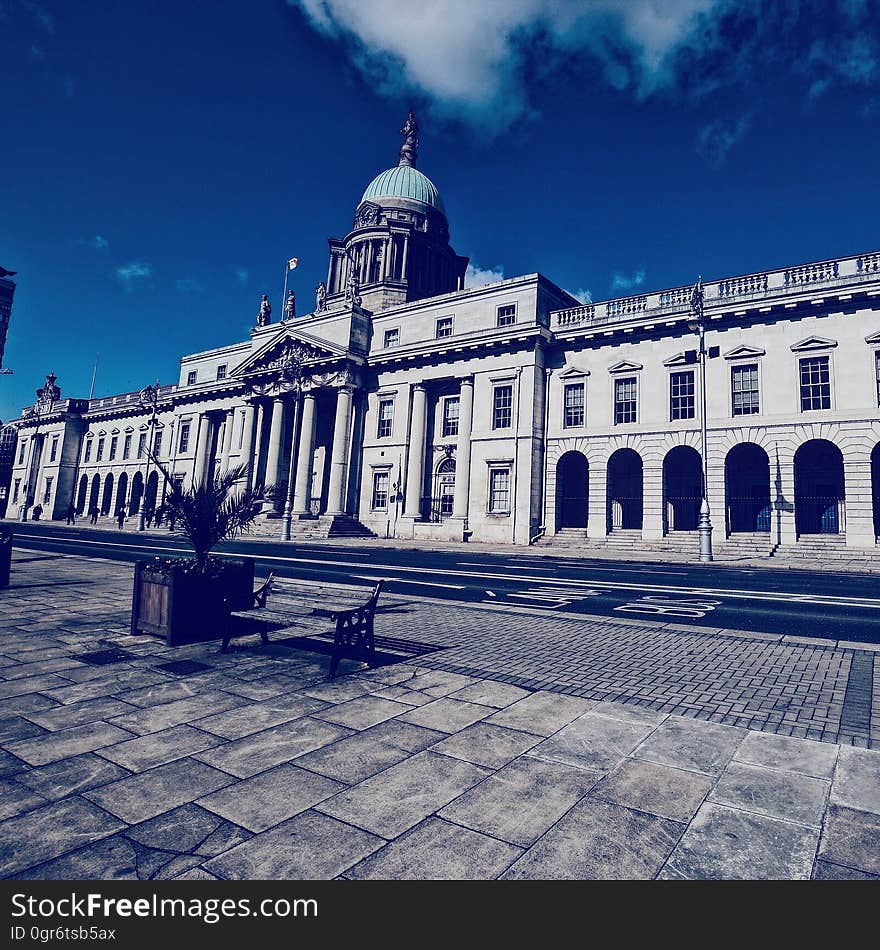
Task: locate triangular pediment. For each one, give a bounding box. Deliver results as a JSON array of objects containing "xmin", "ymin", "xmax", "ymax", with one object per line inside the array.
[
  {"xmin": 662, "ymin": 351, "xmax": 697, "ymax": 367},
  {"xmin": 790, "ymin": 335, "xmax": 837, "ymax": 352},
  {"xmin": 723, "ymin": 344, "xmax": 766, "ymax": 360},
  {"xmin": 235, "ymin": 327, "xmax": 347, "ymax": 377},
  {"xmin": 608, "ymin": 359, "xmax": 643, "ymax": 374},
  {"xmin": 559, "ymin": 365, "xmax": 590, "ymax": 378},
  {"xmin": 865, "ymin": 330, "xmax": 880, "ymax": 344}
]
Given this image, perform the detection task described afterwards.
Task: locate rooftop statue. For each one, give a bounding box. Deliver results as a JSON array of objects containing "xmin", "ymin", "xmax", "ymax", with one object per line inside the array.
[
  {"xmin": 284, "ymin": 290, "xmax": 296, "ymax": 321},
  {"xmin": 399, "ymin": 110, "xmax": 419, "ymax": 167},
  {"xmin": 315, "ymin": 280, "xmax": 327, "ymax": 312},
  {"xmin": 257, "ymin": 293, "xmax": 272, "ymax": 327}
]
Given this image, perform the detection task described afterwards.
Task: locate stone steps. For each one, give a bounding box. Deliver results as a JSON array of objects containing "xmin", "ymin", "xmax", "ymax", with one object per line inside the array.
[{"xmin": 248, "ymin": 514, "xmax": 376, "ymax": 541}]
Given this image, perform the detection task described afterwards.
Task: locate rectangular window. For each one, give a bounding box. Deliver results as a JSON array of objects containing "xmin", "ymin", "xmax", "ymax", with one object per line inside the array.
[
  {"xmin": 96, "ymin": 438, "xmax": 105, "ymax": 462},
  {"xmin": 377, "ymin": 399, "xmax": 394, "ymax": 439},
  {"xmin": 153, "ymin": 431, "xmax": 163, "ymax": 458},
  {"xmin": 84, "ymin": 440, "xmax": 92, "ymax": 463},
  {"xmin": 371, "ymin": 471, "xmax": 389, "ymax": 510},
  {"xmin": 875, "ymin": 351, "xmax": 880, "ymax": 406},
  {"xmin": 488, "ymin": 467, "xmax": 511, "ymax": 513},
  {"xmin": 384, "ymin": 328, "xmax": 399, "ymax": 348},
  {"xmin": 492, "ymin": 384, "xmax": 513, "ymax": 430},
  {"xmin": 50, "ymin": 437, "xmax": 59, "ymax": 462},
  {"xmin": 179, "ymin": 422, "xmax": 191, "ymax": 454},
  {"xmin": 109, "ymin": 436, "xmax": 118, "ymax": 461},
  {"xmin": 122, "ymin": 434, "xmax": 131, "ymax": 459},
  {"xmin": 731, "ymin": 364, "xmax": 760, "ymax": 416},
  {"xmin": 614, "ymin": 377, "xmax": 638, "ymax": 424},
  {"xmin": 12, "ymin": 479, "xmax": 20, "ymax": 504},
  {"xmin": 187, "ymin": 370, "xmax": 197, "ymax": 385},
  {"xmin": 442, "ymin": 397, "xmax": 460, "ymax": 437},
  {"xmin": 436, "ymin": 316, "xmax": 454, "ymax": 338},
  {"xmin": 43, "ymin": 476, "xmax": 53, "ymax": 504},
  {"xmin": 496, "ymin": 304, "xmax": 516, "ymax": 327},
  {"xmin": 799, "ymin": 355, "xmax": 831, "ymax": 411},
  {"xmin": 563, "ymin": 382, "xmax": 585, "ymax": 428},
  {"xmin": 216, "ymin": 364, "xmax": 227, "ymax": 381},
  {"xmin": 669, "ymin": 370, "xmax": 696, "ymax": 420},
  {"xmin": 18, "ymin": 441, "xmax": 25, "ymax": 465},
  {"xmin": 137, "ymin": 433, "xmax": 147, "ymax": 459}
]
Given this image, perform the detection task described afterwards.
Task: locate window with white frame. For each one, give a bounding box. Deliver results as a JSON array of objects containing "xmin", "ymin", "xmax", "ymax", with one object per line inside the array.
[
  {"xmin": 799, "ymin": 355, "xmax": 831, "ymax": 410},
  {"xmin": 496, "ymin": 304, "xmax": 516, "ymax": 327},
  {"xmin": 137, "ymin": 432, "xmax": 147, "ymax": 459},
  {"xmin": 96, "ymin": 438, "xmax": 105, "ymax": 461},
  {"xmin": 669, "ymin": 370, "xmax": 695, "ymax": 420},
  {"xmin": 18, "ymin": 441, "xmax": 25, "ymax": 464},
  {"xmin": 179, "ymin": 421, "xmax": 191, "ymax": 454},
  {"xmin": 442, "ymin": 397, "xmax": 460, "ymax": 437},
  {"xmin": 83, "ymin": 440, "xmax": 92, "ymax": 463},
  {"xmin": 563, "ymin": 382, "xmax": 585, "ymax": 428},
  {"xmin": 436, "ymin": 316, "xmax": 454, "ymax": 338},
  {"xmin": 492, "ymin": 384, "xmax": 513, "ymax": 429},
  {"xmin": 731, "ymin": 364, "xmax": 760, "ymax": 416},
  {"xmin": 153, "ymin": 431, "xmax": 163, "ymax": 458},
  {"xmin": 383, "ymin": 327, "xmax": 399, "ymax": 348},
  {"xmin": 875, "ymin": 351, "xmax": 880, "ymax": 406},
  {"xmin": 488, "ymin": 466, "xmax": 511, "ymax": 513},
  {"xmin": 187, "ymin": 370, "xmax": 197, "ymax": 385},
  {"xmin": 109, "ymin": 436, "xmax": 118, "ymax": 461},
  {"xmin": 50, "ymin": 436, "xmax": 59, "ymax": 462},
  {"xmin": 614, "ymin": 377, "xmax": 638, "ymax": 424},
  {"xmin": 371, "ymin": 471, "xmax": 390, "ymax": 510},
  {"xmin": 12, "ymin": 479, "xmax": 20, "ymax": 504},
  {"xmin": 216, "ymin": 364, "xmax": 227, "ymax": 381},
  {"xmin": 123, "ymin": 434, "xmax": 132, "ymax": 459},
  {"xmin": 43, "ymin": 476, "xmax": 53, "ymax": 504},
  {"xmin": 377, "ymin": 398, "xmax": 394, "ymax": 438}
]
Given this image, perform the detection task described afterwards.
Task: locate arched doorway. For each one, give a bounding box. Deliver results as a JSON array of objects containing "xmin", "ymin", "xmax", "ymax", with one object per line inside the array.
[
  {"xmin": 794, "ymin": 439, "xmax": 845, "ymax": 535},
  {"xmin": 873, "ymin": 443, "xmax": 880, "ymax": 539},
  {"xmin": 725, "ymin": 443, "xmax": 771, "ymax": 533},
  {"xmin": 89, "ymin": 474, "xmax": 101, "ymax": 514},
  {"xmin": 76, "ymin": 475, "xmax": 88, "ymax": 513},
  {"xmin": 101, "ymin": 474, "xmax": 114, "ymax": 515},
  {"xmin": 664, "ymin": 446, "xmax": 702, "ymax": 532},
  {"xmin": 130, "ymin": 471, "xmax": 144, "ymax": 515},
  {"xmin": 556, "ymin": 452, "xmax": 589, "ymax": 530},
  {"xmin": 430, "ymin": 457, "xmax": 456, "ymax": 522},
  {"xmin": 116, "ymin": 473, "xmax": 129, "ymax": 514},
  {"xmin": 607, "ymin": 448, "xmax": 643, "ymax": 531},
  {"xmin": 145, "ymin": 470, "xmax": 159, "ymax": 515}
]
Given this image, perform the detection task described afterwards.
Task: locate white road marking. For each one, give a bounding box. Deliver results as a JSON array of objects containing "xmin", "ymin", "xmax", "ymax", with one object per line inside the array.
[{"xmin": 352, "ymin": 575, "xmax": 466, "ymax": 590}]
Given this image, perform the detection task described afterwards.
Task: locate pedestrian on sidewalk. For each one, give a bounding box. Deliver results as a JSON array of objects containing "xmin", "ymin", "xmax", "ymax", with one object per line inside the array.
[
  {"xmin": 65, "ymin": 503, "xmax": 76, "ymax": 525},
  {"xmin": 144, "ymin": 507, "xmax": 154, "ymax": 529},
  {"xmin": 154, "ymin": 506, "xmax": 164, "ymax": 528},
  {"xmin": 32, "ymin": 504, "xmax": 43, "ymax": 521},
  {"xmin": 88, "ymin": 505, "xmax": 99, "ymax": 525},
  {"xmin": 116, "ymin": 506, "xmax": 126, "ymax": 530}
]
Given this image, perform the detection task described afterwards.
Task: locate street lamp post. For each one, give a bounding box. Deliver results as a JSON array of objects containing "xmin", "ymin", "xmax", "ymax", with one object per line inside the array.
[
  {"xmin": 279, "ymin": 347, "xmax": 307, "ymax": 542},
  {"xmin": 688, "ymin": 277, "xmax": 713, "ymax": 562},
  {"xmin": 137, "ymin": 383, "xmax": 159, "ymax": 532}
]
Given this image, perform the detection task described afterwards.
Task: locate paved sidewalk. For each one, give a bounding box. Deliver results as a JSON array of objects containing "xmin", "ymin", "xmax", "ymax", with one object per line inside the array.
[{"xmin": 0, "ymin": 551, "xmax": 878, "ymax": 879}]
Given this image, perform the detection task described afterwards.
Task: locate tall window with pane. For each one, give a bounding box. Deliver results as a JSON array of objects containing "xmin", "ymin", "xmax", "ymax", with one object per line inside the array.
[
  {"xmin": 799, "ymin": 356, "xmax": 831, "ymax": 410},
  {"xmin": 492, "ymin": 384, "xmax": 513, "ymax": 429},
  {"xmin": 563, "ymin": 382, "xmax": 585, "ymax": 428},
  {"xmin": 614, "ymin": 377, "xmax": 638, "ymax": 424},
  {"xmin": 137, "ymin": 433, "xmax": 147, "ymax": 459},
  {"xmin": 669, "ymin": 371, "xmax": 695, "ymax": 420},
  {"xmin": 377, "ymin": 398, "xmax": 394, "ymax": 438},
  {"xmin": 178, "ymin": 422, "xmax": 191, "ymax": 454},
  {"xmin": 371, "ymin": 470, "xmax": 389, "ymax": 510},
  {"xmin": 488, "ymin": 467, "xmax": 511, "ymax": 513},
  {"xmin": 731, "ymin": 364, "xmax": 760, "ymax": 415},
  {"xmin": 496, "ymin": 304, "xmax": 516, "ymax": 327},
  {"xmin": 442, "ymin": 396, "xmax": 459, "ymax": 437}
]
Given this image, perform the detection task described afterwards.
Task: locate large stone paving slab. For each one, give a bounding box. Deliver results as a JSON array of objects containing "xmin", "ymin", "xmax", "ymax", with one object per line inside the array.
[
  {"xmin": 709, "ymin": 761, "xmax": 830, "ymax": 827},
  {"xmin": 432, "ymin": 722, "xmax": 541, "ymax": 770},
  {"xmin": 529, "ymin": 711, "xmax": 656, "ymax": 772},
  {"xmin": 192, "ymin": 695, "xmax": 328, "ymax": 740},
  {"xmin": 633, "ymin": 717, "xmax": 746, "ymax": 776},
  {"xmin": 817, "ymin": 804, "xmax": 880, "ymax": 876},
  {"xmin": 6, "ymin": 721, "xmax": 133, "ymax": 767},
  {"xmin": 397, "ymin": 697, "xmax": 495, "ymax": 734},
  {"xmin": 96, "ymin": 725, "xmax": 223, "ymax": 772},
  {"xmin": 317, "ymin": 751, "xmax": 492, "ymax": 839},
  {"xmin": 0, "ymin": 778, "xmax": 47, "ymax": 820},
  {"xmin": 347, "ymin": 817, "xmax": 523, "ymax": 880},
  {"xmin": 485, "ymin": 692, "xmax": 594, "ymax": 737},
  {"xmin": 294, "ymin": 730, "xmax": 415, "ymax": 784},
  {"xmin": 16, "ymin": 753, "xmax": 130, "ymax": 800},
  {"xmin": 313, "ymin": 695, "xmax": 413, "ymax": 730},
  {"xmin": 830, "ymin": 746, "xmax": 880, "ymax": 813},
  {"xmin": 591, "ymin": 758, "xmax": 713, "ymax": 824},
  {"xmin": 733, "ymin": 731, "xmax": 838, "ymax": 779}
]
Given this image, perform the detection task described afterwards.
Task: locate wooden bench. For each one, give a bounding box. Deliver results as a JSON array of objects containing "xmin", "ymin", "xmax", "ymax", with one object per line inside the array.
[{"xmin": 224, "ymin": 572, "xmax": 384, "ymax": 677}]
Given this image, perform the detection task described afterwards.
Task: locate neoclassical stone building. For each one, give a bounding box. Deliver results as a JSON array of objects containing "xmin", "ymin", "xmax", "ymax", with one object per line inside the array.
[{"xmin": 5, "ymin": 117, "xmax": 880, "ymax": 556}]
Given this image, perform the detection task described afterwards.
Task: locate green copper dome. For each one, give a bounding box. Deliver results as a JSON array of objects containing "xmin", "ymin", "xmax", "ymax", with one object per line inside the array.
[{"xmin": 360, "ymin": 164, "xmax": 445, "ymax": 215}]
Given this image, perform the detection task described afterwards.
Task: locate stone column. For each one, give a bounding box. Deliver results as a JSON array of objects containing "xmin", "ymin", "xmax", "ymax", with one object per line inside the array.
[
  {"xmin": 771, "ymin": 446, "xmax": 797, "ymax": 547},
  {"xmin": 218, "ymin": 409, "xmax": 235, "ymax": 477},
  {"xmin": 192, "ymin": 414, "xmax": 211, "ymax": 488},
  {"xmin": 238, "ymin": 403, "xmax": 257, "ymax": 489},
  {"xmin": 326, "ymin": 387, "xmax": 354, "ymax": 516},
  {"xmin": 452, "ymin": 377, "xmax": 474, "ymax": 520},
  {"xmin": 250, "ymin": 402, "xmax": 265, "ymax": 487},
  {"xmin": 843, "ymin": 455, "xmax": 875, "ymax": 548},
  {"xmin": 292, "ymin": 392, "xmax": 318, "ymax": 515},
  {"xmin": 403, "ymin": 384, "xmax": 427, "ymax": 519},
  {"xmin": 641, "ymin": 456, "xmax": 664, "ymax": 541},
  {"xmin": 263, "ymin": 397, "xmax": 286, "ymax": 511},
  {"xmin": 587, "ymin": 459, "xmax": 608, "ymax": 541}
]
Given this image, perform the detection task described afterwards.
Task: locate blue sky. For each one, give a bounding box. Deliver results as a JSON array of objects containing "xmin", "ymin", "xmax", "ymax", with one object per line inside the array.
[{"xmin": 1, "ymin": 0, "xmax": 878, "ymax": 420}]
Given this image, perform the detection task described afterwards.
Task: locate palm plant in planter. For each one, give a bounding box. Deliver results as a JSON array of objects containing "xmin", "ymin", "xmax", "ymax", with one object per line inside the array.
[{"xmin": 130, "ymin": 462, "xmax": 269, "ymax": 646}]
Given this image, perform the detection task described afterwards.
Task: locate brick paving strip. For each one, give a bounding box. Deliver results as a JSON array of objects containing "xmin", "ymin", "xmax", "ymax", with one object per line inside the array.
[{"xmin": 0, "ymin": 550, "xmax": 877, "ymax": 880}]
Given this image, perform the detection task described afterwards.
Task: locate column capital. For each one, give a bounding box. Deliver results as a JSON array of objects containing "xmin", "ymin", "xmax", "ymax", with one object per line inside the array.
[
  {"xmin": 457, "ymin": 375, "xmax": 474, "ymax": 388},
  {"xmin": 412, "ymin": 382, "xmax": 427, "ymax": 394}
]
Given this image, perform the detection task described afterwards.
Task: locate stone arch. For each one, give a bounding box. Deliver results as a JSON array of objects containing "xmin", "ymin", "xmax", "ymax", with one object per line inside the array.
[
  {"xmin": 555, "ymin": 451, "xmax": 589, "ymax": 530},
  {"xmin": 663, "ymin": 445, "xmax": 702, "ymax": 532},
  {"xmin": 130, "ymin": 471, "xmax": 144, "ymax": 515},
  {"xmin": 115, "ymin": 472, "xmax": 129, "ymax": 514},
  {"xmin": 794, "ymin": 439, "xmax": 845, "ymax": 535},
  {"xmin": 871, "ymin": 442, "xmax": 880, "ymax": 538},
  {"xmin": 101, "ymin": 473, "xmax": 114, "ymax": 515},
  {"xmin": 76, "ymin": 475, "xmax": 88, "ymax": 514},
  {"xmin": 429, "ymin": 455, "xmax": 456, "ymax": 522},
  {"xmin": 725, "ymin": 443, "xmax": 771, "ymax": 533},
  {"xmin": 89, "ymin": 474, "xmax": 101, "ymax": 514},
  {"xmin": 606, "ymin": 448, "xmax": 643, "ymax": 531},
  {"xmin": 145, "ymin": 470, "xmax": 160, "ymax": 514}
]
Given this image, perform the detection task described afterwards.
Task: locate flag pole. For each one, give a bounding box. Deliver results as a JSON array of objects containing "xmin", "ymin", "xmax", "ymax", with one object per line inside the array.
[
  {"xmin": 88, "ymin": 353, "xmax": 99, "ymax": 400},
  {"xmin": 281, "ymin": 261, "xmax": 289, "ymax": 321}
]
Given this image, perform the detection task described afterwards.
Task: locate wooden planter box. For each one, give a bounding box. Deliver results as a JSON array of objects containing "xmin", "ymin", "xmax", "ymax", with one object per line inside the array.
[
  {"xmin": 0, "ymin": 525, "xmax": 12, "ymax": 589},
  {"xmin": 130, "ymin": 557, "xmax": 255, "ymax": 646}
]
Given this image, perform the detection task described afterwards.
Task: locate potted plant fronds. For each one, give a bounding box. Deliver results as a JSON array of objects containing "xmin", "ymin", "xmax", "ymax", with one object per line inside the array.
[{"xmin": 130, "ymin": 461, "xmax": 269, "ymax": 646}]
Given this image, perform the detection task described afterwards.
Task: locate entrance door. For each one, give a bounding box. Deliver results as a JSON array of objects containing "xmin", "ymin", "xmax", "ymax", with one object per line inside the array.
[{"xmin": 556, "ymin": 452, "xmax": 588, "ymax": 530}]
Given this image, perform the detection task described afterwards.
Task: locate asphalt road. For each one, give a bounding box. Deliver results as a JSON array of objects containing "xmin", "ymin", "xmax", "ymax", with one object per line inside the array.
[{"xmin": 7, "ymin": 521, "xmax": 880, "ymax": 644}]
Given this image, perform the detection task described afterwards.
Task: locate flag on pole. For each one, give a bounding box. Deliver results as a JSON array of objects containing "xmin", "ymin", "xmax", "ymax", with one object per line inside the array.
[{"xmin": 288, "ymin": 258, "xmax": 298, "ymax": 270}]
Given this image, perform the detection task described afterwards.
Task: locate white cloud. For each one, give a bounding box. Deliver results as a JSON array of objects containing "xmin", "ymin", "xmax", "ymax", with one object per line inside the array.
[
  {"xmin": 290, "ymin": 0, "xmax": 720, "ymax": 127},
  {"xmin": 235, "ymin": 268, "xmax": 249, "ymax": 286},
  {"xmin": 175, "ymin": 278, "xmax": 206, "ymax": 294},
  {"xmin": 465, "ymin": 262, "xmax": 505, "ymax": 288},
  {"xmin": 695, "ymin": 114, "xmax": 750, "ymax": 166},
  {"xmin": 610, "ymin": 269, "xmax": 646, "ymax": 293},
  {"xmin": 565, "ymin": 287, "xmax": 593, "ymax": 304},
  {"xmin": 78, "ymin": 235, "xmax": 108, "ymax": 251},
  {"xmin": 116, "ymin": 261, "xmax": 152, "ymax": 291}
]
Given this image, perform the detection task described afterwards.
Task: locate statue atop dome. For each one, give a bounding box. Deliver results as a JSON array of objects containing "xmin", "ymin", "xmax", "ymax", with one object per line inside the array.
[{"xmin": 399, "ymin": 110, "xmax": 419, "ymax": 167}]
